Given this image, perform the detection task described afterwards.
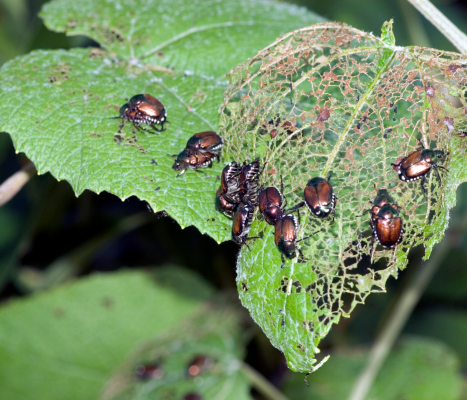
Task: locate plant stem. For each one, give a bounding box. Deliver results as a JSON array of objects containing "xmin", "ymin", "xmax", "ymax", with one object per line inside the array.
[
  {"xmin": 0, "ymin": 161, "xmax": 36, "ymax": 207},
  {"xmin": 347, "ymin": 209, "xmax": 467, "ymax": 400},
  {"xmin": 240, "ymin": 362, "xmax": 291, "ymax": 400},
  {"xmin": 406, "ymin": 0, "xmax": 467, "ymax": 53}
]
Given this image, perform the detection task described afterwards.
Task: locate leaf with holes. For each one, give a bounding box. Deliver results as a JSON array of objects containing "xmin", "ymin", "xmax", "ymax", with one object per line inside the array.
[
  {"xmin": 0, "ymin": 0, "xmax": 323, "ymax": 243},
  {"xmin": 220, "ymin": 21, "xmax": 467, "ymax": 372}
]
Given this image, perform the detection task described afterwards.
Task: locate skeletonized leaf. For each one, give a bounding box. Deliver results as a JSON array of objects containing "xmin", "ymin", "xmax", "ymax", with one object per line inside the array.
[{"xmin": 220, "ymin": 21, "xmax": 467, "ymax": 371}]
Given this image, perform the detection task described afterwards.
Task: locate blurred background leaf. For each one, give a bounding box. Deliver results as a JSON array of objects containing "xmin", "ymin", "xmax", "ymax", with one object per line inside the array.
[{"xmin": 0, "ymin": 267, "xmax": 214, "ymax": 400}]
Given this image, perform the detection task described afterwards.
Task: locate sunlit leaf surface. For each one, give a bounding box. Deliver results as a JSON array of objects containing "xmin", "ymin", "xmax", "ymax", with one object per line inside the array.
[
  {"xmin": 220, "ymin": 21, "xmax": 467, "ymax": 371},
  {"xmin": 0, "ymin": 0, "xmax": 323, "ymax": 243}
]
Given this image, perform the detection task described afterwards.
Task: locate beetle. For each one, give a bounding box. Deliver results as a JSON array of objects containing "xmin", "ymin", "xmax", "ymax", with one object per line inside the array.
[
  {"xmin": 304, "ymin": 176, "xmax": 336, "ymax": 218},
  {"xmin": 215, "ymin": 187, "xmax": 237, "ymax": 218},
  {"xmin": 391, "ymin": 148, "xmax": 447, "ymax": 194},
  {"xmin": 260, "ymin": 186, "xmax": 284, "ymax": 225},
  {"xmin": 239, "ymin": 159, "xmax": 261, "ymax": 206},
  {"xmin": 186, "ymin": 355, "xmax": 213, "ymax": 377},
  {"xmin": 186, "ymin": 131, "xmax": 223, "ymax": 155},
  {"xmin": 171, "ymin": 149, "xmax": 216, "ymax": 177},
  {"xmin": 370, "ymin": 203, "xmax": 404, "ymax": 248},
  {"xmin": 134, "ymin": 362, "xmax": 163, "ymax": 380},
  {"xmin": 232, "ymin": 202, "xmax": 255, "ymax": 246},
  {"xmin": 259, "ymin": 177, "xmax": 305, "ymax": 225},
  {"xmin": 369, "ymin": 189, "xmax": 396, "ymax": 219},
  {"xmin": 274, "ymin": 214, "xmax": 316, "ymax": 267},
  {"xmin": 275, "ymin": 214, "xmax": 299, "ymax": 262},
  {"xmin": 220, "ymin": 162, "xmax": 242, "ymax": 203},
  {"xmin": 182, "ymin": 393, "xmax": 202, "ymax": 400},
  {"xmin": 128, "ymin": 93, "xmax": 167, "ymax": 131}
]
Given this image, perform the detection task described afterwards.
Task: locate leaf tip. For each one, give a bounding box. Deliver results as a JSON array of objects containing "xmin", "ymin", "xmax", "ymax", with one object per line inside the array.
[{"xmin": 381, "ymin": 19, "xmax": 396, "ymax": 46}]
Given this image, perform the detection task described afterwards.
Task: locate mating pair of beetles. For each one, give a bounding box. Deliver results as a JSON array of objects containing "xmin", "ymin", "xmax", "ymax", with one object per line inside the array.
[{"xmin": 117, "ymin": 93, "xmax": 167, "ymax": 133}]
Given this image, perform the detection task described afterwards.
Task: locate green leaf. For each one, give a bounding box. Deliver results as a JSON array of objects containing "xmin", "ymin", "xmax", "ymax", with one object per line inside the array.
[
  {"xmin": 0, "ymin": 0, "xmax": 323, "ymax": 243},
  {"xmin": 102, "ymin": 306, "xmax": 250, "ymax": 400},
  {"xmin": 40, "ymin": 0, "xmax": 324, "ymax": 80},
  {"xmin": 405, "ymin": 310, "xmax": 467, "ymax": 366},
  {"xmin": 221, "ymin": 22, "xmax": 467, "ymax": 371},
  {"xmin": 282, "ymin": 337, "xmax": 463, "ymax": 400},
  {"xmin": 0, "ymin": 267, "xmax": 213, "ymax": 400}
]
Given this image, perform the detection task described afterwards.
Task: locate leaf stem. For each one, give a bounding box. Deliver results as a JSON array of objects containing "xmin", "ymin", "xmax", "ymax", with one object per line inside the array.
[
  {"xmin": 405, "ymin": 0, "xmax": 467, "ymax": 53},
  {"xmin": 240, "ymin": 362, "xmax": 291, "ymax": 400},
  {"xmin": 347, "ymin": 209, "xmax": 467, "ymax": 400},
  {"xmin": 0, "ymin": 161, "xmax": 36, "ymax": 207}
]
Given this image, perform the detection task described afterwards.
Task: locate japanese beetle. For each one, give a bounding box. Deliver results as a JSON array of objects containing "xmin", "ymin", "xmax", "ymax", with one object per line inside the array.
[
  {"xmin": 220, "ymin": 162, "xmax": 242, "ymax": 203},
  {"xmin": 275, "ymin": 214, "xmax": 299, "ymax": 261},
  {"xmin": 369, "ymin": 189, "xmax": 395, "ymax": 219},
  {"xmin": 370, "ymin": 203, "xmax": 404, "ymax": 248},
  {"xmin": 171, "ymin": 149, "xmax": 216, "ymax": 177},
  {"xmin": 239, "ymin": 159, "xmax": 261, "ymax": 206},
  {"xmin": 186, "ymin": 355, "xmax": 213, "ymax": 377},
  {"xmin": 215, "ymin": 187, "xmax": 237, "ymax": 218},
  {"xmin": 134, "ymin": 362, "xmax": 163, "ymax": 380},
  {"xmin": 391, "ymin": 149, "xmax": 447, "ymax": 194},
  {"xmin": 275, "ymin": 214, "xmax": 315, "ymax": 267},
  {"xmin": 128, "ymin": 93, "xmax": 167, "ymax": 132},
  {"xmin": 260, "ymin": 186, "xmax": 284, "ymax": 225},
  {"xmin": 182, "ymin": 393, "xmax": 202, "ymax": 400},
  {"xmin": 186, "ymin": 131, "xmax": 223, "ymax": 155},
  {"xmin": 304, "ymin": 176, "xmax": 336, "ymax": 218},
  {"xmin": 232, "ymin": 202, "xmax": 255, "ymax": 245},
  {"xmin": 259, "ymin": 178, "xmax": 304, "ymax": 225}
]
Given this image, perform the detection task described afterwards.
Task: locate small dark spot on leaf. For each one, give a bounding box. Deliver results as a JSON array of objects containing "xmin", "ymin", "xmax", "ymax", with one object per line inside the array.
[
  {"xmin": 425, "ymin": 86, "xmax": 435, "ymax": 97},
  {"xmin": 151, "ymin": 159, "xmax": 158, "ymax": 165},
  {"xmin": 393, "ymin": 117, "xmax": 396, "ymax": 121},
  {"xmin": 318, "ymin": 108, "xmax": 330, "ymax": 122},
  {"xmin": 54, "ymin": 308, "xmax": 65, "ymax": 318},
  {"xmin": 102, "ymin": 297, "xmax": 114, "ymax": 309},
  {"xmin": 383, "ymin": 133, "xmax": 388, "ymax": 139},
  {"xmin": 241, "ymin": 282, "xmax": 249, "ymax": 291},
  {"xmin": 155, "ymin": 187, "xmax": 160, "ymax": 191},
  {"xmin": 356, "ymin": 123, "xmax": 361, "ymax": 130},
  {"xmin": 393, "ymin": 106, "xmax": 397, "ymax": 113},
  {"xmin": 387, "ymin": 128, "xmax": 392, "ymax": 133},
  {"xmin": 297, "ymin": 344, "xmax": 305, "ymax": 353},
  {"xmin": 449, "ymin": 64, "xmax": 462, "ymax": 72}
]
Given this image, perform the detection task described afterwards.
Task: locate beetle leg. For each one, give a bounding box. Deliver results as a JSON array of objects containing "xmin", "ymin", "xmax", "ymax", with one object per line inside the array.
[
  {"xmin": 280, "ymin": 174, "xmax": 287, "ymax": 209},
  {"xmin": 118, "ymin": 119, "xmax": 125, "ymax": 133},
  {"xmin": 297, "ymin": 230, "xmax": 320, "ymax": 243},
  {"xmin": 280, "ymin": 253, "xmax": 285, "ymax": 268},
  {"xmin": 194, "ymin": 169, "xmax": 209, "ymax": 178},
  {"xmin": 420, "ymin": 175, "xmax": 428, "ymax": 196},
  {"xmin": 432, "ymin": 165, "xmax": 442, "ymax": 185},
  {"xmin": 285, "ymin": 201, "xmax": 305, "ymax": 214},
  {"xmin": 167, "ymin": 154, "xmax": 178, "ymax": 158},
  {"xmin": 176, "ymin": 169, "xmax": 187, "ymax": 177},
  {"xmin": 297, "ymin": 248, "xmax": 307, "ymax": 263}
]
